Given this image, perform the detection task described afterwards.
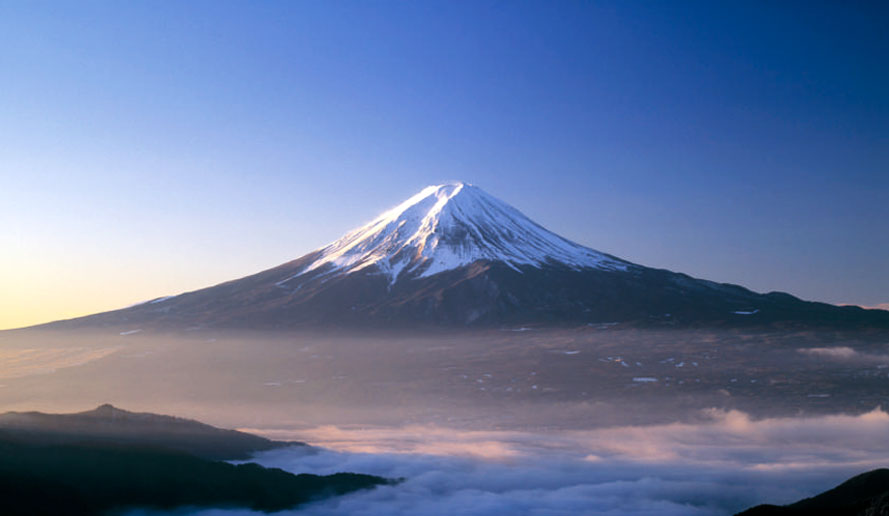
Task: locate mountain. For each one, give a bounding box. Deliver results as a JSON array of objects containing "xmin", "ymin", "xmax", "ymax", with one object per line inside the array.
[
  {"xmin": 0, "ymin": 405, "xmax": 389, "ymax": 516},
  {"xmin": 40, "ymin": 182, "xmax": 889, "ymax": 330},
  {"xmin": 736, "ymin": 468, "xmax": 889, "ymax": 516},
  {"xmin": 0, "ymin": 404, "xmax": 300, "ymax": 460},
  {"xmin": 0, "ymin": 441, "xmax": 388, "ymax": 516}
]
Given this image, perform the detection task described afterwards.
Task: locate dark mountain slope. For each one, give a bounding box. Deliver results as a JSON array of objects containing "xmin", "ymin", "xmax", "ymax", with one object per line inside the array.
[
  {"xmin": 0, "ymin": 405, "xmax": 392, "ymax": 516},
  {"xmin": 736, "ymin": 469, "xmax": 889, "ymax": 516},
  {"xmin": 0, "ymin": 438, "xmax": 388, "ymax": 516},
  {"xmin": 0, "ymin": 404, "xmax": 300, "ymax": 460}
]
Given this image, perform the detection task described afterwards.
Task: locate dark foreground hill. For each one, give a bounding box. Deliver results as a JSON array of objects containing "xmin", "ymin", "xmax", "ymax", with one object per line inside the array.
[
  {"xmin": 0, "ymin": 405, "xmax": 392, "ymax": 515},
  {"xmin": 736, "ymin": 468, "xmax": 889, "ymax": 516},
  {"xmin": 0, "ymin": 439, "xmax": 390, "ymax": 516},
  {"xmin": 0, "ymin": 403, "xmax": 298, "ymax": 460}
]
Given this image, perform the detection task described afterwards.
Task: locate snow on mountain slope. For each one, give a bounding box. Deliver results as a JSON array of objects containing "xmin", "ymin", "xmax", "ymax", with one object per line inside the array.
[
  {"xmin": 32, "ymin": 182, "xmax": 889, "ymax": 330},
  {"xmin": 283, "ymin": 182, "xmax": 629, "ymax": 286}
]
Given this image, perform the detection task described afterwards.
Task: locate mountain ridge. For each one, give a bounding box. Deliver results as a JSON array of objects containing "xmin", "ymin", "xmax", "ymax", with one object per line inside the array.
[
  {"xmin": 0, "ymin": 405, "xmax": 388, "ymax": 516},
  {"xmin": 736, "ymin": 468, "xmax": 889, "ymax": 515},
  {"xmin": 29, "ymin": 183, "xmax": 889, "ymax": 330},
  {"xmin": 0, "ymin": 403, "xmax": 300, "ymax": 460}
]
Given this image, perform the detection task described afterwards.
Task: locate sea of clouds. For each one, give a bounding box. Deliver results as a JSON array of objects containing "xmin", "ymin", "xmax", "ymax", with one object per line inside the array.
[{"xmin": 129, "ymin": 408, "xmax": 889, "ymax": 516}]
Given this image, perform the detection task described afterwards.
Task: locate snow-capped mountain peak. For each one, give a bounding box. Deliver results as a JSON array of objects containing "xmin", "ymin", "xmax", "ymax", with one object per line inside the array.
[
  {"xmin": 41, "ymin": 183, "xmax": 889, "ymax": 330},
  {"xmin": 288, "ymin": 182, "xmax": 627, "ymax": 284}
]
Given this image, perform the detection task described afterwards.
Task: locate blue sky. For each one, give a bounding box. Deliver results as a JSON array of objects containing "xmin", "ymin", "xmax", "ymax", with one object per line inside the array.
[{"xmin": 1, "ymin": 1, "xmax": 887, "ymax": 328}]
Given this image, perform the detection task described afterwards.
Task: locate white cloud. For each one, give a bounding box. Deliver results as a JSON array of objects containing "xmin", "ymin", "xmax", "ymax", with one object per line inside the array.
[
  {"xmin": 798, "ymin": 346, "xmax": 859, "ymax": 360},
  {"xmin": 798, "ymin": 346, "xmax": 889, "ymax": 364},
  {"xmin": 129, "ymin": 408, "xmax": 889, "ymax": 516}
]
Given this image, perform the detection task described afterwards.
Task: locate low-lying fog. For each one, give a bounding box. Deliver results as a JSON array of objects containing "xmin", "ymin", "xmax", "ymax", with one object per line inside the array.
[
  {"xmin": 2, "ymin": 326, "xmax": 888, "ymax": 514},
  {"xmin": 124, "ymin": 409, "xmax": 889, "ymax": 515}
]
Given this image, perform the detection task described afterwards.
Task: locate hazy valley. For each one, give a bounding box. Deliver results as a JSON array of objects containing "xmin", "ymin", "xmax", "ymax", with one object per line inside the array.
[{"xmin": 3, "ymin": 325, "xmax": 889, "ymax": 433}]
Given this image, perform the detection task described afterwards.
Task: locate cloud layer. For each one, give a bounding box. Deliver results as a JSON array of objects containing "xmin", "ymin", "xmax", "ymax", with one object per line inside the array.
[
  {"xmin": 798, "ymin": 346, "xmax": 889, "ymax": 364},
  {"xmin": 130, "ymin": 409, "xmax": 889, "ymax": 516}
]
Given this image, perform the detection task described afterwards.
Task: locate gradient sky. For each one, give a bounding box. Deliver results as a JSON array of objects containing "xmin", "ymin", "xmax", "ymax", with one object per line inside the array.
[{"xmin": 2, "ymin": 1, "xmax": 887, "ymax": 329}]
